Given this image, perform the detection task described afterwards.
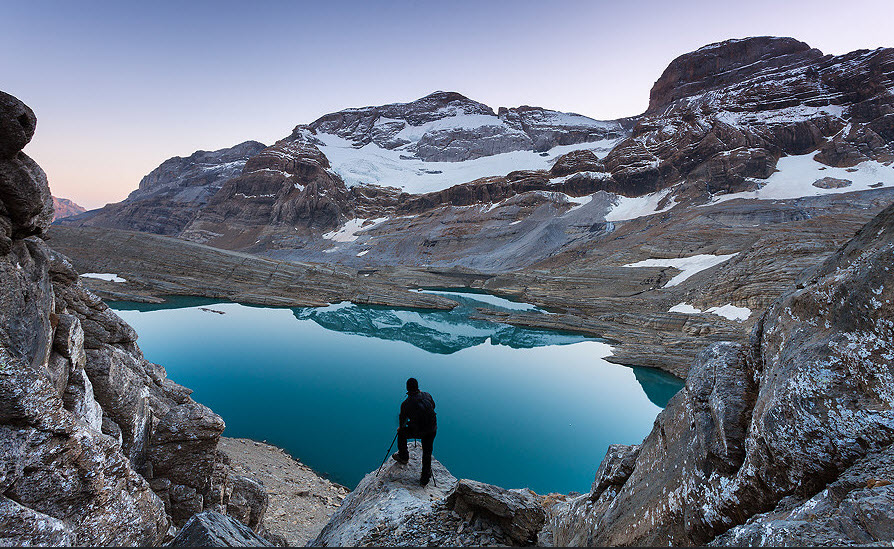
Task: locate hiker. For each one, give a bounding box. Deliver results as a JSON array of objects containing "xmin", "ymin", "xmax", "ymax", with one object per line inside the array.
[{"xmin": 392, "ymin": 377, "xmax": 437, "ymax": 486}]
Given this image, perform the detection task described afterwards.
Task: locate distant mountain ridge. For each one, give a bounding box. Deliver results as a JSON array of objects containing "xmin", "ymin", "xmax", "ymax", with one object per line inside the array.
[
  {"xmin": 60, "ymin": 36, "xmax": 894, "ymax": 271},
  {"xmin": 51, "ymin": 195, "xmax": 86, "ymax": 220}
]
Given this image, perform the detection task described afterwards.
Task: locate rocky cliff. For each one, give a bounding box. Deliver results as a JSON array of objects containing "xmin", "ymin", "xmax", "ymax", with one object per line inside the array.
[
  {"xmin": 0, "ymin": 94, "xmax": 279, "ymax": 545},
  {"xmin": 549, "ymin": 198, "xmax": 894, "ymax": 546},
  {"xmin": 310, "ymin": 445, "xmax": 549, "ymax": 547}
]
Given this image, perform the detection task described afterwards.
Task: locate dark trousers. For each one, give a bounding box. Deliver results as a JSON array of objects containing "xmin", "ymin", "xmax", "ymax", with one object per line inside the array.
[{"xmin": 397, "ymin": 427, "xmax": 436, "ymax": 481}]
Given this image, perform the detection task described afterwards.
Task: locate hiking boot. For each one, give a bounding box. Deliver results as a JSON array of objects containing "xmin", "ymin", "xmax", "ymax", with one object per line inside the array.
[
  {"xmin": 391, "ymin": 452, "xmax": 408, "ymax": 465},
  {"xmin": 420, "ymin": 475, "xmax": 430, "ymax": 487}
]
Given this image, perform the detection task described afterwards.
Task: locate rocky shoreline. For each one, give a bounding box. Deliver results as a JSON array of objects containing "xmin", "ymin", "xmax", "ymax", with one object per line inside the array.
[{"xmin": 217, "ymin": 437, "xmax": 349, "ymax": 547}]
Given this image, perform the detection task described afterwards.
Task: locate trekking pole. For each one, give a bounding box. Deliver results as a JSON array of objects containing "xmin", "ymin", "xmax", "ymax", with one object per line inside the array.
[{"xmin": 375, "ymin": 431, "xmax": 399, "ymax": 477}]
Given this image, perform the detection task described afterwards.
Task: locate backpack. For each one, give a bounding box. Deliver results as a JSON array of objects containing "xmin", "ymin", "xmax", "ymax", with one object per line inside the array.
[{"xmin": 407, "ymin": 391, "xmax": 437, "ymax": 432}]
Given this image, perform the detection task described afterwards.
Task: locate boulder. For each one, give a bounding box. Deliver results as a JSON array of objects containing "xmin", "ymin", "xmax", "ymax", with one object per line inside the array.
[
  {"xmin": 226, "ymin": 476, "xmax": 268, "ymax": 531},
  {"xmin": 713, "ymin": 444, "xmax": 894, "ymax": 546},
  {"xmin": 588, "ymin": 444, "xmax": 639, "ymax": 501},
  {"xmin": 0, "ymin": 91, "xmax": 36, "ymax": 159},
  {"xmin": 446, "ymin": 479, "xmax": 546, "ymax": 545},
  {"xmin": 0, "ymin": 153, "xmax": 53, "ymax": 236},
  {"xmin": 167, "ymin": 511, "xmax": 273, "ymax": 547}
]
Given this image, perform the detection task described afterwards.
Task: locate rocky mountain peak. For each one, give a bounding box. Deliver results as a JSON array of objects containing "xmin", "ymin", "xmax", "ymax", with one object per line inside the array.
[
  {"xmin": 134, "ymin": 140, "xmax": 267, "ymax": 198},
  {"xmin": 648, "ymin": 36, "xmax": 823, "ymax": 111}
]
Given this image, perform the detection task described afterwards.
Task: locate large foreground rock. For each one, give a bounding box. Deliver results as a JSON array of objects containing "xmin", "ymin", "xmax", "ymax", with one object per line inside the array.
[
  {"xmin": 309, "ymin": 445, "xmax": 458, "ymax": 547},
  {"xmin": 0, "ymin": 91, "xmax": 283, "ymax": 544},
  {"xmin": 447, "ymin": 479, "xmax": 545, "ymax": 545},
  {"xmin": 551, "ymin": 198, "xmax": 894, "ymax": 545},
  {"xmin": 311, "ymin": 445, "xmax": 549, "ymax": 547},
  {"xmin": 167, "ymin": 511, "xmax": 273, "ymax": 547}
]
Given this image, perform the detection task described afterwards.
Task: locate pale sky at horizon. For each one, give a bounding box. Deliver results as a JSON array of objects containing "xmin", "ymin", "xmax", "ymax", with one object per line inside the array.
[{"xmin": 3, "ymin": 0, "xmax": 892, "ymax": 209}]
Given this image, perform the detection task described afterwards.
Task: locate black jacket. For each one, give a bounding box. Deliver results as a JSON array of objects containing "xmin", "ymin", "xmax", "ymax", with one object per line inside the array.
[{"xmin": 400, "ymin": 390, "xmax": 437, "ymax": 434}]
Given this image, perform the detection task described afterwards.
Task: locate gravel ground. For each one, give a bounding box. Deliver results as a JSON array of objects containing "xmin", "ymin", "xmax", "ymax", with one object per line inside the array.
[{"xmin": 218, "ymin": 437, "xmax": 350, "ymax": 546}]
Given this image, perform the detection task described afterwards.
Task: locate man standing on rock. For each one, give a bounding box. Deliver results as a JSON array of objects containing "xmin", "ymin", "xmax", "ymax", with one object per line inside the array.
[{"xmin": 392, "ymin": 377, "xmax": 437, "ymax": 486}]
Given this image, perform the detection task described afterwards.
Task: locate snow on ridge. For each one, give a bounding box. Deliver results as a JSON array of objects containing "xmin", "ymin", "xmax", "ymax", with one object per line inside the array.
[
  {"xmin": 322, "ymin": 217, "xmax": 389, "ymax": 243},
  {"xmin": 669, "ymin": 302, "xmax": 702, "ymax": 314},
  {"xmin": 395, "ymin": 113, "xmax": 518, "ymax": 142},
  {"xmin": 624, "ymin": 253, "xmax": 738, "ymax": 287},
  {"xmin": 714, "ymin": 104, "xmax": 845, "ymax": 127},
  {"xmin": 669, "ymin": 302, "xmax": 752, "ymax": 322},
  {"xmin": 81, "ymin": 273, "xmax": 127, "ymax": 283}
]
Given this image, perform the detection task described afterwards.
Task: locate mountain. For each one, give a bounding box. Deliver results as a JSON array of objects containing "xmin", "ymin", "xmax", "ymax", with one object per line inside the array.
[
  {"xmin": 61, "ymin": 37, "xmax": 893, "ymax": 266},
  {"xmin": 65, "ymin": 140, "xmax": 266, "ymax": 235},
  {"xmin": 51, "ymin": 196, "xmax": 86, "ymax": 220},
  {"xmin": 60, "ymin": 91, "xmax": 628, "ymax": 244}
]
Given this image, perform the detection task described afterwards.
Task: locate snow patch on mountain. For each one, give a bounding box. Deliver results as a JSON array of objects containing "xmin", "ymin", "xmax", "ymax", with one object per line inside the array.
[
  {"xmin": 80, "ymin": 272, "xmax": 127, "ymax": 283},
  {"xmin": 714, "ymin": 104, "xmax": 845, "ymax": 126},
  {"xmin": 322, "ymin": 217, "xmax": 389, "ymax": 242},
  {"xmin": 606, "ymin": 188, "xmax": 676, "ymax": 222},
  {"xmin": 624, "ymin": 253, "xmax": 738, "ymax": 287},
  {"xmin": 669, "ymin": 302, "xmax": 752, "ymax": 321},
  {"xmin": 710, "ymin": 153, "xmax": 894, "ymax": 205}
]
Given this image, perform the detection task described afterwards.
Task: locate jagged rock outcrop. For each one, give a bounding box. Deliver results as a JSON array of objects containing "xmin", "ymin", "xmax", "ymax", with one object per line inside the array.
[
  {"xmin": 180, "ymin": 132, "xmax": 356, "ymax": 245},
  {"xmin": 550, "ymin": 198, "xmax": 894, "ymax": 546},
  {"xmin": 0, "ymin": 91, "xmax": 169, "ymax": 545},
  {"xmin": 647, "ymin": 37, "xmax": 821, "ymax": 112},
  {"xmin": 0, "ymin": 92, "xmax": 284, "ymax": 545},
  {"xmin": 311, "ymin": 445, "xmax": 548, "ymax": 547},
  {"xmin": 446, "ymin": 479, "xmax": 545, "ymax": 545},
  {"xmin": 306, "ymin": 91, "xmax": 623, "ymax": 161}
]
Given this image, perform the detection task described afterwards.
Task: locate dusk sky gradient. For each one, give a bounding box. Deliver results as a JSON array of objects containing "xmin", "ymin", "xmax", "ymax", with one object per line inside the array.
[{"xmin": 3, "ymin": 0, "xmax": 892, "ymax": 208}]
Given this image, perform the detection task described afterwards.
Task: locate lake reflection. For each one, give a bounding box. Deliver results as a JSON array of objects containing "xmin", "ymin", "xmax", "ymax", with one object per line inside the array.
[{"xmin": 111, "ymin": 294, "xmax": 682, "ymax": 494}]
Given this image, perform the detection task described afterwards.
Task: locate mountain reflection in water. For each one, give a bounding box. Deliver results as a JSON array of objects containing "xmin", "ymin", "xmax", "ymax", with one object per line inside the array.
[{"xmin": 293, "ymin": 297, "xmax": 585, "ymax": 355}]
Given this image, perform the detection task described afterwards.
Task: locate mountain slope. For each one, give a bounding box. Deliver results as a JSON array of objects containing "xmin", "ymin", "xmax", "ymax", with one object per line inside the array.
[
  {"xmin": 51, "ymin": 195, "xmax": 86, "ymax": 220},
  {"xmin": 64, "ymin": 140, "xmax": 266, "ymax": 235}
]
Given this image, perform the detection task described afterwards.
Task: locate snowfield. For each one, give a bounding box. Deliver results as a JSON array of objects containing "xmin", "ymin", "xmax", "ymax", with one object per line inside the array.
[
  {"xmin": 314, "ymin": 131, "xmax": 621, "ymax": 194},
  {"xmin": 606, "ymin": 187, "xmax": 677, "ymax": 222},
  {"xmin": 321, "ymin": 217, "xmax": 389, "ymax": 243}
]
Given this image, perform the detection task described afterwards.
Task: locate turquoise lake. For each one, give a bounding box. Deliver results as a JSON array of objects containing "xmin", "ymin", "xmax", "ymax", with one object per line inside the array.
[{"xmin": 110, "ymin": 292, "xmax": 682, "ymax": 494}]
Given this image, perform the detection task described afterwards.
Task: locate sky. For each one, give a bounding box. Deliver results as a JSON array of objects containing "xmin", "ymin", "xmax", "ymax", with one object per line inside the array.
[{"xmin": 2, "ymin": 0, "xmax": 892, "ymax": 209}]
